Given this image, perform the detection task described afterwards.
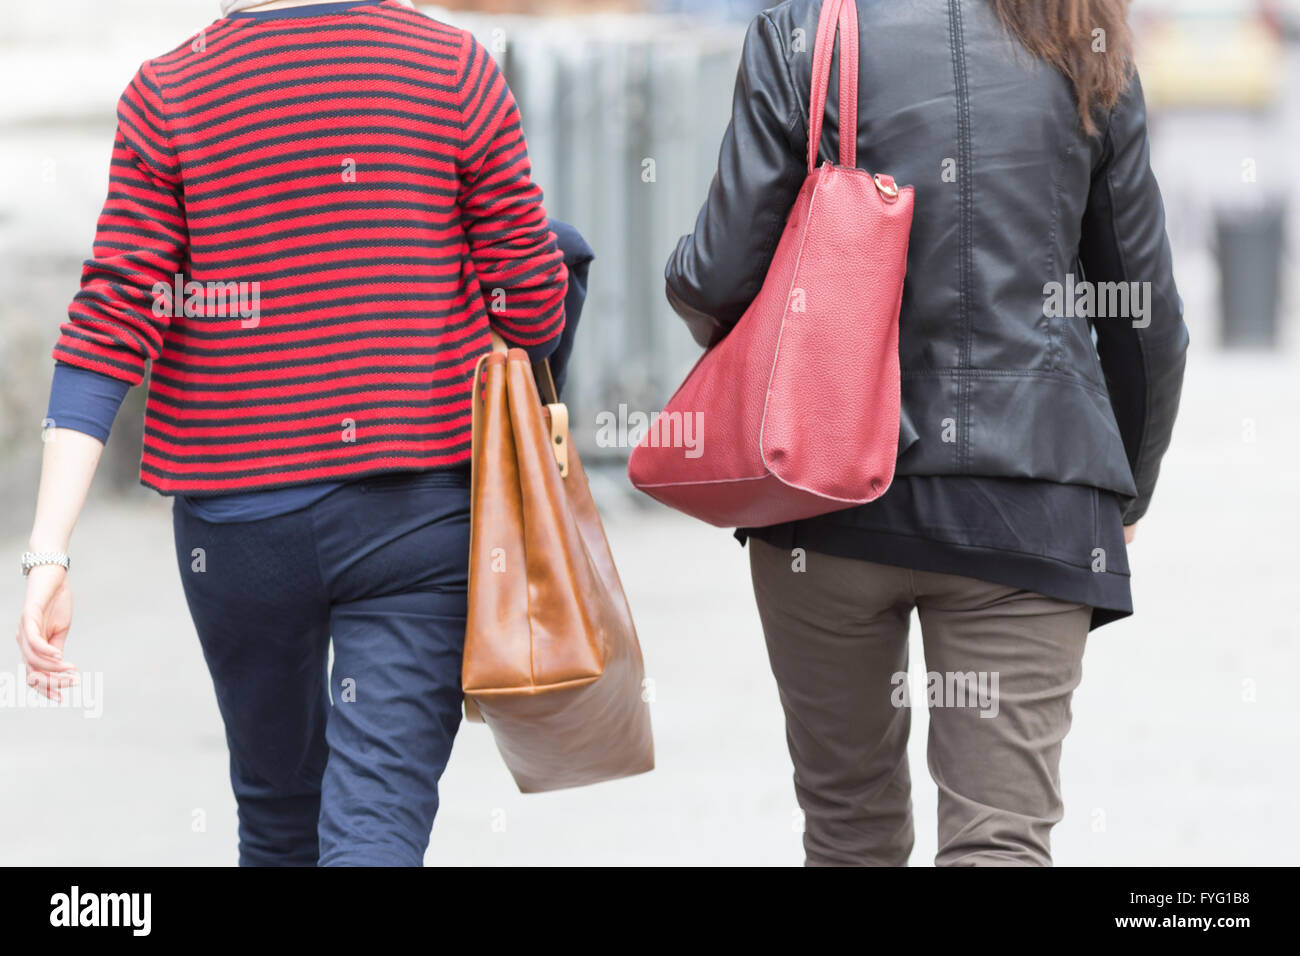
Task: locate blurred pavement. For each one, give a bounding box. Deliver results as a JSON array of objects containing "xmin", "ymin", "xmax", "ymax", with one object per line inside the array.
[
  {"xmin": 2, "ymin": 0, "xmax": 1298, "ymax": 869},
  {"xmin": 2, "ymin": 345, "xmax": 1297, "ymax": 867}
]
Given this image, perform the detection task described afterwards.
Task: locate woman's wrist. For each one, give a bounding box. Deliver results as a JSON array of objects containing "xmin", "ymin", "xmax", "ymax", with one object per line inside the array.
[
  {"xmin": 27, "ymin": 427, "xmax": 103, "ymax": 567},
  {"xmin": 28, "ymin": 530, "xmax": 72, "ymax": 555}
]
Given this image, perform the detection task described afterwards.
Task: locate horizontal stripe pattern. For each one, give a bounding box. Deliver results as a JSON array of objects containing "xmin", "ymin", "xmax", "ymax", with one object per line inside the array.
[{"xmin": 54, "ymin": 0, "xmax": 567, "ymax": 494}]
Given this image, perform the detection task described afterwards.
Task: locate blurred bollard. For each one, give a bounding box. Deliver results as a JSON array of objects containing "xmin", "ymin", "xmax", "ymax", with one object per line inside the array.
[{"xmin": 1215, "ymin": 199, "xmax": 1286, "ymax": 349}]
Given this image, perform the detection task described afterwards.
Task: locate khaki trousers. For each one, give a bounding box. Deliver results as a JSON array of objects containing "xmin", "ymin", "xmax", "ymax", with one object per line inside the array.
[{"xmin": 748, "ymin": 538, "xmax": 1091, "ymax": 866}]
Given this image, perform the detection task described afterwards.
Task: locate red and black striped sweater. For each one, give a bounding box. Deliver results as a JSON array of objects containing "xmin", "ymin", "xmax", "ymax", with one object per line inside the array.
[{"xmin": 54, "ymin": 0, "xmax": 567, "ymax": 494}]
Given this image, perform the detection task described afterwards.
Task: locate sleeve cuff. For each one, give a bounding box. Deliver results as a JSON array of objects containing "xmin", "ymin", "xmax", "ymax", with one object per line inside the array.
[{"xmin": 46, "ymin": 361, "xmax": 132, "ymax": 445}]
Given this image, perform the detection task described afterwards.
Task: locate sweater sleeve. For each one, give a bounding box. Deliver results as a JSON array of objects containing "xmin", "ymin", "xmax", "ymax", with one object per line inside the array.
[
  {"xmin": 53, "ymin": 62, "xmax": 188, "ymax": 386},
  {"xmin": 456, "ymin": 31, "xmax": 567, "ymax": 360}
]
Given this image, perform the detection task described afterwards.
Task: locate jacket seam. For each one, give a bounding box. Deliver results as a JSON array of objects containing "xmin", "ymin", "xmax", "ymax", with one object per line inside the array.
[
  {"xmin": 1091, "ymin": 481, "xmax": 1100, "ymax": 558},
  {"xmin": 1091, "ymin": 76, "xmax": 1123, "ymax": 176},
  {"xmin": 766, "ymin": 10, "xmax": 804, "ymax": 151},
  {"xmin": 755, "ymin": 11, "xmax": 803, "ymax": 293},
  {"xmin": 900, "ymin": 367, "xmax": 1112, "ymax": 398},
  {"xmin": 948, "ymin": 0, "xmax": 974, "ymax": 472},
  {"xmin": 1045, "ymin": 143, "xmax": 1076, "ymax": 372}
]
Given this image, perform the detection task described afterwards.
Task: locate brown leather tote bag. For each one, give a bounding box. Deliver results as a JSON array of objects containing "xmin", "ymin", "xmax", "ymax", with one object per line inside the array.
[{"xmin": 462, "ymin": 337, "xmax": 655, "ymax": 793}]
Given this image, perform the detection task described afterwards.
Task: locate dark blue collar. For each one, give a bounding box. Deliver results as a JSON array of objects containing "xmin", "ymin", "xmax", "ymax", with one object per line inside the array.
[{"xmin": 228, "ymin": 1, "xmax": 387, "ymax": 20}]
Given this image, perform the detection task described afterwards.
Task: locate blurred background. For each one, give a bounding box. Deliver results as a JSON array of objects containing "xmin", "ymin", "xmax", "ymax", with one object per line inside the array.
[{"xmin": 1, "ymin": 0, "xmax": 1297, "ymax": 865}]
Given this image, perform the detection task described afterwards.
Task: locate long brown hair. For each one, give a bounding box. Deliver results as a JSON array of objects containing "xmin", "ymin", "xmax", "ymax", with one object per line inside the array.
[{"xmin": 989, "ymin": 0, "xmax": 1135, "ymax": 135}]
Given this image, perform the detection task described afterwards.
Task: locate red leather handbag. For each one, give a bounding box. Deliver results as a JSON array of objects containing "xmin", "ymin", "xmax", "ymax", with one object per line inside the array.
[{"xmin": 628, "ymin": 0, "xmax": 914, "ymax": 529}]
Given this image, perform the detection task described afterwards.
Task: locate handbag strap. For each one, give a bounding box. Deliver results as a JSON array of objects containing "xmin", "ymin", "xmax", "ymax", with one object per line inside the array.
[
  {"xmin": 468, "ymin": 331, "xmax": 508, "ymax": 522},
  {"xmin": 807, "ymin": 0, "xmax": 859, "ymax": 173},
  {"xmin": 469, "ymin": 331, "xmax": 570, "ymax": 515}
]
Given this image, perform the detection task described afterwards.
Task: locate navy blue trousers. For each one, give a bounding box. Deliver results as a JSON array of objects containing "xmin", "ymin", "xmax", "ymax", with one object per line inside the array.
[{"xmin": 173, "ymin": 469, "xmax": 471, "ymax": 866}]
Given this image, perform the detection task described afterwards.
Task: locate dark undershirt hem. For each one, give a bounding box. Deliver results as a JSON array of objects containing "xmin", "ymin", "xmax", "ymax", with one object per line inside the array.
[
  {"xmin": 742, "ymin": 524, "xmax": 1133, "ymax": 632},
  {"xmin": 226, "ymin": 1, "xmax": 387, "ymax": 20}
]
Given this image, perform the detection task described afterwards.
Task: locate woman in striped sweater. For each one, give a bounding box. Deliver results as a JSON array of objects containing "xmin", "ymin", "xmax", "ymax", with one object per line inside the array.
[{"xmin": 16, "ymin": 0, "xmax": 580, "ymax": 866}]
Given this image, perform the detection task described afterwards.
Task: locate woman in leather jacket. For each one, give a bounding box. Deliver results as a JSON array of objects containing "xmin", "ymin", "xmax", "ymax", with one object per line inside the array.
[{"xmin": 666, "ymin": 0, "xmax": 1188, "ymax": 866}]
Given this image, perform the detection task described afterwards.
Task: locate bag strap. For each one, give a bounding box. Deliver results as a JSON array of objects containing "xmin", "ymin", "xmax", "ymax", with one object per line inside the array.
[
  {"xmin": 807, "ymin": 0, "xmax": 859, "ymax": 173},
  {"xmin": 468, "ymin": 332, "xmax": 507, "ymax": 523},
  {"xmin": 482, "ymin": 329, "xmax": 560, "ymax": 403},
  {"xmin": 533, "ymin": 354, "xmax": 559, "ymax": 406},
  {"xmin": 469, "ymin": 331, "xmax": 570, "ymax": 502}
]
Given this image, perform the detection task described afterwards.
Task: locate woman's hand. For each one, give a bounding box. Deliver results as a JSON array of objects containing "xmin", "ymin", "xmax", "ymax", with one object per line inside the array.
[
  {"xmin": 20, "ymin": 426, "xmax": 105, "ymax": 702},
  {"xmin": 1124, "ymin": 523, "xmax": 1138, "ymax": 545},
  {"xmin": 17, "ymin": 565, "xmax": 78, "ymax": 701}
]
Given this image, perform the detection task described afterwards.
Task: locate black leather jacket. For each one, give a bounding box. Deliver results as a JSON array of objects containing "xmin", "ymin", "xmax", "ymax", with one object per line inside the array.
[{"xmin": 665, "ymin": 0, "xmax": 1188, "ymax": 523}]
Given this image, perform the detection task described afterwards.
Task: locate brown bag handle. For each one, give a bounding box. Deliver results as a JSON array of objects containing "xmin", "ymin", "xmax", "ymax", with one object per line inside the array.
[
  {"xmin": 486, "ymin": 329, "xmax": 560, "ymax": 404},
  {"xmin": 471, "ymin": 331, "xmax": 570, "ymax": 495}
]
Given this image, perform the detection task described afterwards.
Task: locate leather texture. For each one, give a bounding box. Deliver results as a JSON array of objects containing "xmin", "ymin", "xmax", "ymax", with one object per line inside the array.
[
  {"xmin": 663, "ymin": 0, "xmax": 1189, "ymax": 525},
  {"xmin": 464, "ymin": 346, "xmax": 654, "ymax": 793},
  {"xmin": 628, "ymin": 0, "xmax": 914, "ymax": 528}
]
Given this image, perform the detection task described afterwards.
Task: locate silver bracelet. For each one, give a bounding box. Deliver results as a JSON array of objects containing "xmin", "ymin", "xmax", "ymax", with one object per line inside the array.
[{"xmin": 20, "ymin": 551, "xmax": 71, "ymax": 576}]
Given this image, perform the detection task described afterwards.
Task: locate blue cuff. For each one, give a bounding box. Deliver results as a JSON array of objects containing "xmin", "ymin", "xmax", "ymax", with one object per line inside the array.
[
  {"xmin": 493, "ymin": 220, "xmax": 595, "ymax": 370},
  {"xmin": 46, "ymin": 362, "xmax": 131, "ymax": 444},
  {"xmin": 546, "ymin": 219, "xmax": 595, "ymax": 396}
]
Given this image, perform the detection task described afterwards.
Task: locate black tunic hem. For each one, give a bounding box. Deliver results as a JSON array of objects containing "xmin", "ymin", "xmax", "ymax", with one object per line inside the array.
[{"xmin": 739, "ymin": 523, "xmax": 1133, "ymax": 632}]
